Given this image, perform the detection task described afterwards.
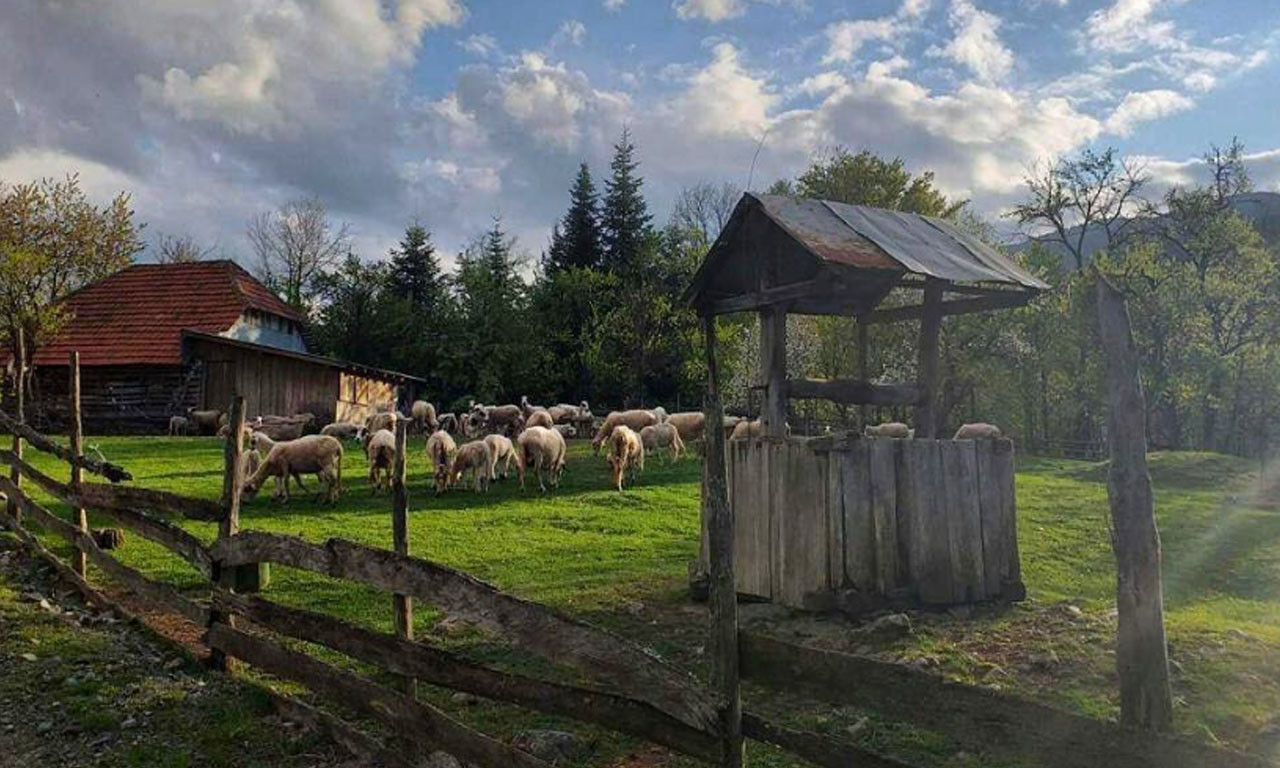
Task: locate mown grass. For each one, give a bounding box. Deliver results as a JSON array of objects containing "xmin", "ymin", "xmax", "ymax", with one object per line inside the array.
[{"xmin": 15, "ymin": 438, "xmax": 1280, "ymax": 765}]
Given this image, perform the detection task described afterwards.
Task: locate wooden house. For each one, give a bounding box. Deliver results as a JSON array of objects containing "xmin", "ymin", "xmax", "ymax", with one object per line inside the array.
[{"xmin": 16, "ymin": 261, "xmax": 420, "ymax": 433}]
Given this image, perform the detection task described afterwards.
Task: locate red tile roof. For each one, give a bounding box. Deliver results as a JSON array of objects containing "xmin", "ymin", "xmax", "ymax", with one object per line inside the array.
[{"xmin": 30, "ymin": 261, "xmax": 305, "ymax": 367}]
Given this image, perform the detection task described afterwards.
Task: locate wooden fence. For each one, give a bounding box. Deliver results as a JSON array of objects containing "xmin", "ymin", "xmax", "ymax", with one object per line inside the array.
[{"xmin": 0, "ymin": 357, "xmax": 1269, "ymax": 767}]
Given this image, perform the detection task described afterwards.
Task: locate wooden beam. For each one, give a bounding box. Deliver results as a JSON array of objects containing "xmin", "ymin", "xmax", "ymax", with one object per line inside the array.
[
  {"xmin": 857, "ymin": 320, "xmax": 869, "ymax": 427},
  {"xmin": 702, "ymin": 278, "xmax": 825, "ymax": 315},
  {"xmin": 265, "ymin": 691, "xmax": 417, "ymax": 768},
  {"xmin": 863, "ymin": 292, "xmax": 1032, "ymax": 325},
  {"xmin": 8, "ymin": 326, "xmax": 23, "ymax": 522},
  {"xmin": 210, "ymin": 395, "xmax": 246, "ymax": 673},
  {"xmin": 759, "ymin": 305, "xmax": 788, "ymax": 439},
  {"xmin": 390, "ymin": 418, "xmax": 415, "ymax": 697},
  {"xmin": 69, "ymin": 351, "xmax": 87, "ymax": 579},
  {"xmin": 787, "ymin": 378, "xmax": 920, "ymax": 407},
  {"xmin": 0, "ymin": 407, "xmax": 133, "ymax": 483},
  {"xmin": 741, "ymin": 712, "xmax": 910, "ymax": 768},
  {"xmin": 915, "ymin": 278, "xmax": 944, "ymax": 438}
]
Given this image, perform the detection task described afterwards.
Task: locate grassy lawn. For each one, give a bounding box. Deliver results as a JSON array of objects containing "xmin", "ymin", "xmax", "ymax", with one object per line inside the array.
[{"xmin": 12, "ymin": 437, "xmax": 1280, "ymax": 766}]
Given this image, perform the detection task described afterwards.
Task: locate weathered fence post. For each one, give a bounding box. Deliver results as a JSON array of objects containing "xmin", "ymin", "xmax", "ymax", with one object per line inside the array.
[
  {"xmin": 702, "ymin": 314, "xmax": 743, "ymax": 767},
  {"xmin": 209, "ymin": 395, "xmax": 246, "ymax": 673},
  {"xmin": 391, "ymin": 417, "xmax": 416, "ymax": 697},
  {"xmin": 69, "ymin": 351, "xmax": 88, "ymax": 578},
  {"xmin": 760, "ymin": 304, "xmax": 787, "ymax": 438},
  {"xmin": 1095, "ymin": 274, "xmax": 1174, "ymax": 731},
  {"xmin": 915, "ymin": 278, "xmax": 944, "ymax": 438},
  {"xmin": 856, "ymin": 318, "xmax": 869, "ymax": 430},
  {"xmin": 8, "ymin": 327, "xmax": 24, "ymax": 522}
]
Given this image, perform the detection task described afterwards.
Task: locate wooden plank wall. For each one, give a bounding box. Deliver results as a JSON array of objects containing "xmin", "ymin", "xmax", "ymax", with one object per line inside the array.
[
  {"xmin": 724, "ymin": 436, "xmax": 1020, "ymax": 610},
  {"xmin": 193, "ymin": 339, "xmax": 341, "ymax": 422},
  {"xmin": 335, "ymin": 372, "xmax": 398, "ymax": 425}
]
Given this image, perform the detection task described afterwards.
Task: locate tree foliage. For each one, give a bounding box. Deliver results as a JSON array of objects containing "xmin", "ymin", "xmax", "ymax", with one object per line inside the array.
[{"xmin": 247, "ymin": 196, "xmax": 350, "ymax": 312}]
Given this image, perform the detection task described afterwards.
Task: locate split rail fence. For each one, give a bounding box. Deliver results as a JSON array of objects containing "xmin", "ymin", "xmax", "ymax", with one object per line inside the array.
[{"xmin": 0, "ymin": 352, "xmax": 1269, "ymax": 767}]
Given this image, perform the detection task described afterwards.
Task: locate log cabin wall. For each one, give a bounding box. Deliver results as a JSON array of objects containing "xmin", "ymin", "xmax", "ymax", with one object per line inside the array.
[
  {"xmin": 27, "ymin": 364, "xmax": 200, "ymax": 434},
  {"xmin": 190, "ymin": 337, "xmax": 340, "ymax": 423}
]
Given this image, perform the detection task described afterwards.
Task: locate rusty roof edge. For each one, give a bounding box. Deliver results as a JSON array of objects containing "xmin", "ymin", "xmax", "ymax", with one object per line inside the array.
[{"xmin": 920, "ymin": 215, "xmax": 1050, "ymax": 291}]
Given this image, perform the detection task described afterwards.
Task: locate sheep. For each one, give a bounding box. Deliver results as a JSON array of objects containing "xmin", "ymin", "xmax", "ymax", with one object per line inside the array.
[
  {"xmin": 425, "ymin": 430, "xmax": 458, "ymax": 495},
  {"xmin": 483, "ymin": 434, "xmax": 520, "ymax": 480},
  {"xmin": 450, "ymin": 440, "xmax": 494, "ymax": 493},
  {"xmin": 591, "ymin": 410, "xmax": 660, "ymax": 454},
  {"xmin": 438, "ymin": 412, "xmax": 459, "ymax": 435},
  {"xmin": 607, "ymin": 425, "xmax": 644, "ymax": 492},
  {"xmin": 729, "ymin": 419, "xmax": 791, "ymax": 440},
  {"xmin": 482, "ymin": 404, "xmax": 524, "ymax": 436},
  {"xmin": 665, "ymin": 412, "xmax": 706, "ymax": 443},
  {"xmin": 552, "ymin": 424, "xmax": 577, "ymax": 439},
  {"xmin": 364, "ymin": 411, "xmax": 398, "ymax": 437},
  {"xmin": 954, "ymin": 422, "xmax": 1003, "ymax": 440},
  {"xmin": 722, "ymin": 415, "xmax": 744, "ymax": 438},
  {"xmin": 167, "ymin": 416, "xmax": 190, "ymax": 436},
  {"xmin": 519, "ymin": 395, "xmax": 543, "ymax": 417},
  {"xmin": 525, "ymin": 410, "xmax": 555, "ymax": 430},
  {"xmin": 546, "ymin": 403, "xmax": 580, "ymax": 423},
  {"xmin": 411, "ymin": 400, "xmax": 438, "ymax": 433},
  {"xmin": 243, "ymin": 435, "xmax": 344, "ymax": 504},
  {"xmin": 640, "ymin": 423, "xmax": 685, "ymax": 463},
  {"xmin": 254, "ymin": 416, "xmax": 307, "ymax": 442},
  {"xmin": 865, "ymin": 422, "xmax": 914, "ymax": 439},
  {"xmin": 320, "ymin": 422, "xmax": 361, "ymax": 441},
  {"xmin": 516, "ymin": 426, "xmax": 566, "ymax": 493},
  {"xmin": 186, "ymin": 408, "xmax": 223, "ymax": 435},
  {"xmin": 651, "ymin": 406, "xmax": 669, "ymax": 423},
  {"xmin": 243, "ymin": 448, "xmax": 262, "ymax": 479},
  {"xmin": 249, "ymin": 432, "xmax": 307, "ymax": 493},
  {"xmin": 365, "ymin": 429, "xmax": 397, "ymax": 494}
]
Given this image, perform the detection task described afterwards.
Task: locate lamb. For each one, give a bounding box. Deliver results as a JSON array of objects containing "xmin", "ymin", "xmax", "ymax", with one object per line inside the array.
[
  {"xmin": 365, "ymin": 429, "xmax": 397, "ymax": 494},
  {"xmin": 483, "ymin": 434, "xmax": 520, "ymax": 480},
  {"xmin": 607, "ymin": 425, "xmax": 644, "ymax": 491},
  {"xmin": 482, "ymin": 404, "xmax": 524, "ymax": 436},
  {"xmin": 450, "ymin": 440, "xmax": 494, "ymax": 493},
  {"xmin": 186, "ymin": 408, "xmax": 223, "ymax": 436},
  {"xmin": 640, "ymin": 423, "xmax": 685, "ymax": 463},
  {"xmin": 954, "ymin": 422, "xmax": 1003, "ymax": 440},
  {"xmin": 167, "ymin": 416, "xmax": 189, "ymax": 436},
  {"xmin": 525, "ymin": 410, "xmax": 554, "ymax": 430},
  {"xmin": 591, "ymin": 410, "xmax": 660, "ymax": 454},
  {"xmin": 651, "ymin": 406, "xmax": 669, "ymax": 423},
  {"xmin": 516, "ymin": 426, "xmax": 566, "ymax": 493},
  {"xmin": 865, "ymin": 422, "xmax": 914, "ymax": 439},
  {"xmin": 425, "ymin": 430, "xmax": 458, "ymax": 495},
  {"xmin": 249, "ymin": 431, "xmax": 307, "ymax": 492},
  {"xmin": 320, "ymin": 422, "xmax": 361, "ymax": 441},
  {"xmin": 552, "ymin": 424, "xmax": 577, "ymax": 439},
  {"xmin": 665, "ymin": 412, "xmax": 706, "ymax": 443},
  {"xmin": 243, "ymin": 435, "xmax": 344, "ymax": 504},
  {"xmin": 411, "ymin": 400, "xmax": 438, "ymax": 433}
]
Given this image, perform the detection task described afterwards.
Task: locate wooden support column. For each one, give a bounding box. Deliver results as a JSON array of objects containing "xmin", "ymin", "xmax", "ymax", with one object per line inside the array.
[
  {"xmin": 69, "ymin": 352, "xmax": 87, "ymax": 578},
  {"xmin": 8, "ymin": 328, "xmax": 24, "ymax": 522},
  {"xmin": 209, "ymin": 395, "xmax": 246, "ymax": 673},
  {"xmin": 391, "ymin": 418, "xmax": 416, "ymax": 697},
  {"xmin": 759, "ymin": 304, "xmax": 788, "ymax": 438},
  {"xmin": 915, "ymin": 279, "xmax": 944, "ymax": 439},
  {"xmin": 1096, "ymin": 274, "xmax": 1173, "ymax": 731},
  {"xmin": 857, "ymin": 319, "xmax": 869, "ymax": 429},
  {"xmin": 702, "ymin": 314, "xmax": 742, "ymax": 767}
]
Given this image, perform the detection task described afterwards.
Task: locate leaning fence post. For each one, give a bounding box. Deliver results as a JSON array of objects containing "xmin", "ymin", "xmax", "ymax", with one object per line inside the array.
[
  {"xmin": 209, "ymin": 395, "xmax": 246, "ymax": 673},
  {"xmin": 69, "ymin": 351, "xmax": 88, "ymax": 578},
  {"xmin": 8, "ymin": 327, "xmax": 25, "ymax": 523},
  {"xmin": 391, "ymin": 417, "xmax": 416, "ymax": 697},
  {"xmin": 702, "ymin": 314, "xmax": 743, "ymax": 767}
]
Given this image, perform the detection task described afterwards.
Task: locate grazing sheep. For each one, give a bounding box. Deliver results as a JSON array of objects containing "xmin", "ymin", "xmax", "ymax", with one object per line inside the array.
[
  {"xmin": 651, "ymin": 406, "xmax": 669, "ymax": 423},
  {"xmin": 425, "ymin": 430, "xmax": 458, "ymax": 495},
  {"xmin": 482, "ymin": 404, "xmax": 524, "ymax": 436},
  {"xmin": 483, "ymin": 434, "xmax": 520, "ymax": 480},
  {"xmin": 954, "ymin": 422, "xmax": 1003, "ymax": 440},
  {"xmin": 729, "ymin": 419, "xmax": 791, "ymax": 440},
  {"xmin": 250, "ymin": 431, "xmax": 308, "ymax": 493},
  {"xmin": 607, "ymin": 425, "xmax": 644, "ymax": 491},
  {"xmin": 451, "ymin": 440, "xmax": 494, "ymax": 493},
  {"xmin": 364, "ymin": 411, "xmax": 398, "ymax": 437},
  {"xmin": 665, "ymin": 412, "xmax": 706, "ymax": 443},
  {"xmin": 525, "ymin": 410, "xmax": 554, "ymax": 430},
  {"xmin": 722, "ymin": 416, "xmax": 744, "ymax": 438},
  {"xmin": 243, "ymin": 449, "xmax": 262, "ymax": 480},
  {"xmin": 243, "ymin": 435, "xmax": 344, "ymax": 504},
  {"xmin": 546, "ymin": 403, "xmax": 579, "ymax": 423},
  {"xmin": 552, "ymin": 424, "xmax": 577, "ymax": 439},
  {"xmin": 254, "ymin": 416, "xmax": 307, "ymax": 442},
  {"xmin": 186, "ymin": 408, "xmax": 223, "ymax": 435},
  {"xmin": 640, "ymin": 423, "xmax": 685, "ymax": 463},
  {"xmin": 591, "ymin": 410, "xmax": 660, "ymax": 454},
  {"xmin": 438, "ymin": 413, "xmax": 459, "ymax": 435},
  {"xmin": 320, "ymin": 422, "xmax": 361, "ymax": 441},
  {"xmin": 365, "ymin": 429, "xmax": 397, "ymax": 494},
  {"xmin": 865, "ymin": 422, "xmax": 914, "ymax": 439},
  {"xmin": 167, "ymin": 416, "xmax": 189, "ymax": 436},
  {"xmin": 516, "ymin": 426, "xmax": 566, "ymax": 493},
  {"xmin": 519, "ymin": 395, "xmax": 543, "ymax": 417},
  {"xmin": 411, "ymin": 400, "xmax": 438, "ymax": 433}
]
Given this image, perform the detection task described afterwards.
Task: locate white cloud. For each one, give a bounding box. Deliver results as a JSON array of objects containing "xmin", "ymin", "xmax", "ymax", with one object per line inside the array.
[
  {"xmin": 1105, "ymin": 89, "xmax": 1194, "ymax": 136},
  {"xmin": 822, "ymin": 0, "xmax": 932, "ymax": 63},
  {"xmin": 674, "ymin": 0, "xmax": 746, "ymax": 23},
  {"xmin": 552, "ymin": 20, "xmax": 588, "ymax": 47},
  {"xmin": 1085, "ymin": 0, "xmax": 1177, "ymax": 54},
  {"xmin": 664, "ymin": 43, "xmax": 777, "ymax": 138},
  {"xmin": 460, "ymin": 34, "xmax": 500, "ymax": 58},
  {"xmin": 1137, "ymin": 148, "xmax": 1280, "ymax": 194},
  {"xmin": 933, "ymin": 0, "xmax": 1014, "ymax": 82},
  {"xmin": 604, "ymin": 0, "xmax": 627, "ymax": 9}
]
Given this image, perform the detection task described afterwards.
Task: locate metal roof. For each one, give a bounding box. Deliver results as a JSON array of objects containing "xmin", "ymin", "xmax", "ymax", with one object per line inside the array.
[{"xmin": 686, "ymin": 193, "xmax": 1048, "ymax": 314}]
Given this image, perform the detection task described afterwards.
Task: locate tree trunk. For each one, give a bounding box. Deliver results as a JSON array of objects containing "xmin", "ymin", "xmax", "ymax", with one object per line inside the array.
[{"xmin": 1095, "ymin": 275, "xmax": 1174, "ymax": 732}]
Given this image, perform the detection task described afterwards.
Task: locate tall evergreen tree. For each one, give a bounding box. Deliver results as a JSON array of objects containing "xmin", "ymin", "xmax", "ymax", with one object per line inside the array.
[
  {"xmin": 546, "ymin": 163, "xmax": 603, "ymax": 272},
  {"xmin": 454, "ymin": 218, "xmax": 531, "ymax": 402},
  {"xmin": 601, "ymin": 129, "xmax": 652, "ymax": 272},
  {"xmin": 388, "ymin": 222, "xmax": 444, "ymax": 311}
]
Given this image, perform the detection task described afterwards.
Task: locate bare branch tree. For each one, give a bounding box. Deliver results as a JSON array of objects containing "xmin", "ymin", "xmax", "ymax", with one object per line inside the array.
[
  {"xmin": 154, "ymin": 233, "xmax": 217, "ymax": 264},
  {"xmin": 671, "ymin": 181, "xmax": 742, "ymax": 245},
  {"xmin": 247, "ymin": 196, "xmax": 351, "ymax": 310}
]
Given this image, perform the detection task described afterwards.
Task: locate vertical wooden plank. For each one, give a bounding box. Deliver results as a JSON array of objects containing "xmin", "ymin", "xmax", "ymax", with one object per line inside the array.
[
  {"xmin": 900, "ymin": 440, "xmax": 952, "ymax": 604},
  {"xmin": 776, "ymin": 442, "xmax": 829, "ymax": 607},
  {"xmin": 868, "ymin": 438, "xmax": 900, "ymax": 595},
  {"xmin": 731, "ymin": 440, "xmax": 771, "ymax": 599},
  {"xmin": 857, "ymin": 320, "xmax": 869, "ymax": 430},
  {"xmin": 69, "ymin": 352, "xmax": 87, "ymax": 579},
  {"xmin": 769, "ymin": 441, "xmax": 785, "ymax": 602},
  {"xmin": 209, "ymin": 395, "xmax": 246, "ymax": 673},
  {"xmin": 915, "ymin": 279, "xmax": 945, "ymax": 439},
  {"xmin": 995, "ymin": 438, "xmax": 1022, "ymax": 594},
  {"xmin": 7, "ymin": 327, "xmax": 24, "ymax": 522},
  {"xmin": 975, "ymin": 439, "xmax": 1005, "ymax": 597},
  {"xmin": 759, "ymin": 306, "xmax": 788, "ymax": 438},
  {"xmin": 942, "ymin": 440, "xmax": 986, "ymax": 603},
  {"xmin": 391, "ymin": 419, "xmax": 416, "ymax": 697},
  {"xmin": 841, "ymin": 441, "xmax": 875, "ymax": 592},
  {"xmin": 701, "ymin": 314, "xmax": 743, "ymax": 768},
  {"xmin": 826, "ymin": 443, "xmax": 846, "ymax": 591}
]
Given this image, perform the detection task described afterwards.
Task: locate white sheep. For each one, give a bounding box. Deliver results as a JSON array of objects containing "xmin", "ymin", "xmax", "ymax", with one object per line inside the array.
[
  {"xmin": 651, "ymin": 406, "xmax": 669, "ymax": 423},
  {"xmin": 411, "ymin": 400, "xmax": 438, "ymax": 433},
  {"xmin": 320, "ymin": 422, "xmax": 361, "ymax": 441},
  {"xmin": 365, "ymin": 428, "xmax": 397, "ymax": 494},
  {"xmin": 729, "ymin": 419, "xmax": 791, "ymax": 440},
  {"xmin": 243, "ymin": 435, "xmax": 344, "ymax": 504},
  {"xmin": 722, "ymin": 415, "xmax": 744, "ymax": 438},
  {"xmin": 954, "ymin": 422, "xmax": 1003, "ymax": 440},
  {"xmin": 640, "ymin": 423, "xmax": 685, "ymax": 463},
  {"xmin": 607, "ymin": 425, "xmax": 644, "ymax": 492},
  {"xmin": 483, "ymin": 433, "xmax": 520, "ymax": 480},
  {"xmin": 363, "ymin": 411, "xmax": 398, "ymax": 438},
  {"xmin": 552, "ymin": 424, "xmax": 577, "ymax": 439},
  {"xmin": 451, "ymin": 440, "xmax": 494, "ymax": 493},
  {"xmin": 516, "ymin": 426, "xmax": 566, "ymax": 493},
  {"xmin": 525, "ymin": 410, "xmax": 555, "ymax": 430},
  {"xmin": 426, "ymin": 430, "xmax": 458, "ymax": 495},
  {"xmin": 167, "ymin": 416, "xmax": 189, "ymax": 436},
  {"xmin": 591, "ymin": 410, "xmax": 660, "ymax": 454},
  {"xmin": 665, "ymin": 412, "xmax": 705, "ymax": 443},
  {"xmin": 865, "ymin": 422, "xmax": 914, "ymax": 439},
  {"xmin": 186, "ymin": 408, "xmax": 223, "ymax": 435},
  {"xmin": 481, "ymin": 404, "xmax": 524, "ymax": 436}
]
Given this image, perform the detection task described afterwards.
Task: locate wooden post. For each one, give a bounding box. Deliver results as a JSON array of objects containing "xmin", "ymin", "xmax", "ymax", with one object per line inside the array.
[
  {"xmin": 69, "ymin": 351, "xmax": 87, "ymax": 578},
  {"xmin": 856, "ymin": 318, "xmax": 869, "ymax": 430},
  {"xmin": 209, "ymin": 395, "xmax": 246, "ymax": 673},
  {"xmin": 1096, "ymin": 274, "xmax": 1173, "ymax": 731},
  {"xmin": 391, "ymin": 418, "xmax": 416, "ymax": 697},
  {"xmin": 760, "ymin": 304, "xmax": 787, "ymax": 438},
  {"xmin": 8, "ymin": 327, "xmax": 24, "ymax": 522},
  {"xmin": 915, "ymin": 279, "xmax": 944, "ymax": 439},
  {"xmin": 702, "ymin": 314, "xmax": 743, "ymax": 767}
]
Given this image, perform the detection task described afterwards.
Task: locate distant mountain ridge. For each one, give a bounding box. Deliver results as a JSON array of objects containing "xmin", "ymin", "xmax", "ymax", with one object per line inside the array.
[{"xmin": 1011, "ymin": 191, "xmax": 1280, "ymax": 271}]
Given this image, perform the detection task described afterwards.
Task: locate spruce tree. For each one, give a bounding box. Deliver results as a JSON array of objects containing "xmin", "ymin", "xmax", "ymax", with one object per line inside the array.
[
  {"xmin": 388, "ymin": 222, "xmax": 444, "ymax": 311},
  {"xmin": 548, "ymin": 163, "xmax": 603, "ymax": 272},
  {"xmin": 601, "ymin": 129, "xmax": 652, "ymax": 272}
]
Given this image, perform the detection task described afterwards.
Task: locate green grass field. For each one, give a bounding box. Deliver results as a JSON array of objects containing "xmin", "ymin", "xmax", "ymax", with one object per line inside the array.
[{"xmin": 11, "ymin": 438, "xmax": 1280, "ymax": 766}]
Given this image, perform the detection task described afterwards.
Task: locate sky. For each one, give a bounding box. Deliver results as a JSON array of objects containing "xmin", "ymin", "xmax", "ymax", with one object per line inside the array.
[{"xmin": 2, "ymin": 0, "xmax": 1278, "ymax": 266}]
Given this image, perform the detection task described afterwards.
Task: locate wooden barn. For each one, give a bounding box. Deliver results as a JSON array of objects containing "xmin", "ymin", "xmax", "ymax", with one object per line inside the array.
[
  {"xmin": 15, "ymin": 261, "xmax": 419, "ymax": 433},
  {"xmin": 689, "ymin": 193, "xmax": 1048, "ymax": 612}
]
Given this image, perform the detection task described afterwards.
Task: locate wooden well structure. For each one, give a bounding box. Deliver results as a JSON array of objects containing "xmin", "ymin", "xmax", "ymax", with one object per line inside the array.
[{"xmin": 689, "ymin": 193, "xmax": 1048, "ymax": 611}]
